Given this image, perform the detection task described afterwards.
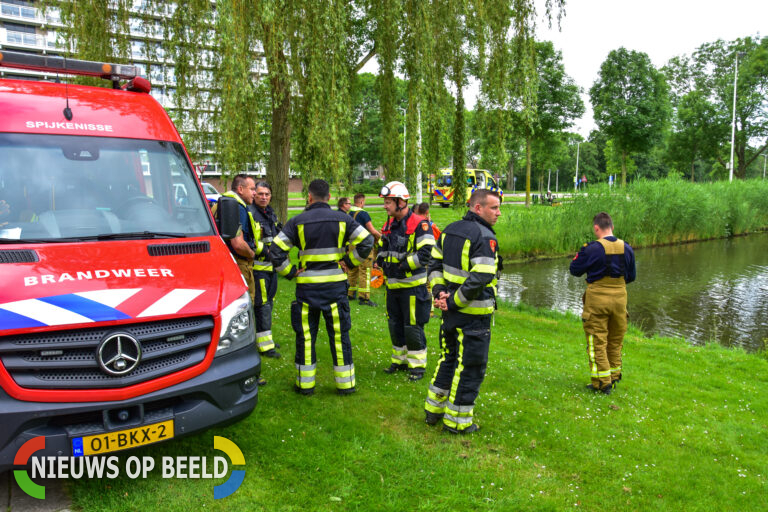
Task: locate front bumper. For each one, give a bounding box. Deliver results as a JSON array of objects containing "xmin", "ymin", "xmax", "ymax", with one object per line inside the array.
[{"xmin": 0, "ymin": 344, "xmax": 260, "ymax": 473}]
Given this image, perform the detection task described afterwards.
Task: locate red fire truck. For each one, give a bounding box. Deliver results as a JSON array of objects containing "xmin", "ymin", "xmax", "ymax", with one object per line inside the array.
[{"xmin": 0, "ymin": 51, "xmax": 260, "ymax": 470}]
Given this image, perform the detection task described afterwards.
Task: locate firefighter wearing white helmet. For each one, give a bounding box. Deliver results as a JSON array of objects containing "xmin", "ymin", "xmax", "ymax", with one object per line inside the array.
[{"xmin": 377, "ymin": 181, "xmax": 435, "ymax": 380}]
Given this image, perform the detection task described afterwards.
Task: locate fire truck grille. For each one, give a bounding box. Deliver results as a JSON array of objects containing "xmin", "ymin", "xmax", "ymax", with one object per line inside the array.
[{"xmin": 0, "ymin": 317, "xmax": 214, "ymax": 389}]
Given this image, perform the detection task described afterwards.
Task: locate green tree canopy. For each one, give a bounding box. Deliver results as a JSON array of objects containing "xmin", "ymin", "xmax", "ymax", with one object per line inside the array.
[{"xmin": 590, "ymin": 47, "xmax": 670, "ymax": 186}]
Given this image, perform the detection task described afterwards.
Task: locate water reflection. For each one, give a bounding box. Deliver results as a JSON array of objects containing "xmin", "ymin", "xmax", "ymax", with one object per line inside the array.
[{"xmin": 497, "ymin": 233, "xmax": 768, "ymax": 351}]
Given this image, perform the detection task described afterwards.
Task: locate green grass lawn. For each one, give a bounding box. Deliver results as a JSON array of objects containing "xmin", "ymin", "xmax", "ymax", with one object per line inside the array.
[{"xmin": 69, "ymin": 282, "xmax": 768, "ymax": 511}]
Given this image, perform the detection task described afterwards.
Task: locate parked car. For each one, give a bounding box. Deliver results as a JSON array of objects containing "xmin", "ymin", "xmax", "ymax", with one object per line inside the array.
[{"xmin": 201, "ymin": 182, "xmax": 221, "ymax": 204}]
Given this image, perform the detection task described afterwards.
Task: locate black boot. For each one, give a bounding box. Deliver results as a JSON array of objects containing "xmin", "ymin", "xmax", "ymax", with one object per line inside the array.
[{"xmin": 383, "ymin": 363, "xmax": 407, "ymax": 374}]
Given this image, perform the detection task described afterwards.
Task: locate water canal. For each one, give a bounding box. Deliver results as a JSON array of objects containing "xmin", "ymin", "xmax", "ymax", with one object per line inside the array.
[{"xmin": 497, "ymin": 232, "xmax": 768, "ymax": 351}]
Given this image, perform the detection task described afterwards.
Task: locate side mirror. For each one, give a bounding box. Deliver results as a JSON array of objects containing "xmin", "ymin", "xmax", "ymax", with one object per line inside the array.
[{"xmin": 217, "ymin": 197, "xmax": 240, "ymax": 240}]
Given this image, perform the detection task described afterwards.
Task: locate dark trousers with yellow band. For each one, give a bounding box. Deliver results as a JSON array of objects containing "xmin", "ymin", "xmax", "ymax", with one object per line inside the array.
[
  {"xmin": 426, "ymin": 313, "xmax": 491, "ymax": 431},
  {"xmin": 348, "ymin": 248, "xmax": 373, "ymax": 300},
  {"xmin": 582, "ymin": 277, "xmax": 627, "ymax": 389},
  {"xmin": 290, "ymin": 299, "xmax": 355, "ymax": 392},
  {"xmin": 386, "ymin": 287, "xmax": 430, "ymax": 371},
  {"xmin": 253, "ymin": 270, "xmax": 277, "ymax": 353}
]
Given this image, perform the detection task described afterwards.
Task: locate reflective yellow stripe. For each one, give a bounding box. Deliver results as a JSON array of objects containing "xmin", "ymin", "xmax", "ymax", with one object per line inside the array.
[
  {"xmin": 302, "ymin": 303, "xmax": 312, "ymax": 366},
  {"xmin": 297, "ymin": 224, "xmax": 306, "ymax": 250},
  {"xmin": 407, "ymin": 254, "xmax": 419, "ymax": 270},
  {"xmin": 471, "ymin": 264, "xmax": 496, "ymax": 274},
  {"xmin": 274, "ymin": 236, "xmax": 291, "ymax": 251},
  {"xmin": 588, "ymin": 334, "xmax": 598, "ymax": 378},
  {"xmin": 409, "ymin": 294, "xmax": 416, "ymax": 325},
  {"xmin": 448, "ymin": 327, "xmax": 465, "ymax": 404},
  {"xmin": 299, "ymin": 253, "xmax": 343, "ymax": 263},
  {"xmin": 338, "ymin": 221, "xmax": 345, "ymax": 248},
  {"xmin": 296, "ymin": 273, "xmax": 349, "ymax": 284},
  {"xmin": 259, "ymin": 279, "xmax": 267, "ymax": 303},
  {"xmin": 331, "ymin": 303, "xmax": 344, "ymax": 367},
  {"xmin": 444, "ymin": 272, "xmax": 467, "ymax": 285},
  {"xmin": 461, "ymin": 239, "xmax": 470, "ymax": 273},
  {"xmin": 416, "ymin": 237, "xmax": 435, "ymax": 250}
]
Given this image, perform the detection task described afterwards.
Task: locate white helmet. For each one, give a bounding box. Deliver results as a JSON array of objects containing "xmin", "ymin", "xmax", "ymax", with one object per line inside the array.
[{"xmin": 380, "ymin": 181, "xmax": 410, "ymax": 200}]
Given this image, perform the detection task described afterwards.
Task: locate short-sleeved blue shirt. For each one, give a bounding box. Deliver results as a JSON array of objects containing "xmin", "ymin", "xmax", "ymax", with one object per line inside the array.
[{"xmin": 350, "ymin": 209, "xmax": 371, "ymax": 227}]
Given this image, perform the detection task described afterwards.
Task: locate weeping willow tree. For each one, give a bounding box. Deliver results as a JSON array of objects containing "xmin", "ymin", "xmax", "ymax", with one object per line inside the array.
[
  {"xmin": 401, "ymin": 0, "xmax": 429, "ymax": 192},
  {"xmin": 160, "ymin": 0, "xmax": 214, "ymax": 168},
  {"xmin": 43, "ymin": 0, "xmax": 132, "ymax": 86},
  {"xmin": 210, "ymin": 1, "xmax": 261, "ymax": 178},
  {"xmin": 372, "ymin": 0, "xmax": 402, "ymax": 183},
  {"xmin": 289, "ymin": 1, "xmax": 352, "ymax": 190},
  {"xmin": 257, "ymin": 0, "xmax": 293, "ymax": 222}
]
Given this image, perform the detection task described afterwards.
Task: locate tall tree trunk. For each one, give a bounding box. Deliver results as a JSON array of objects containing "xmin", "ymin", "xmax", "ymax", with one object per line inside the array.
[
  {"xmin": 451, "ymin": 83, "xmax": 466, "ymax": 209},
  {"xmin": 506, "ymin": 158, "xmax": 514, "ymax": 190},
  {"xmin": 690, "ymin": 159, "xmax": 695, "ymax": 183},
  {"xmin": 525, "ymin": 137, "xmax": 531, "ymax": 207},
  {"xmin": 621, "ymin": 149, "xmax": 627, "ymax": 186},
  {"xmin": 265, "ymin": 47, "xmax": 291, "ymax": 224}
]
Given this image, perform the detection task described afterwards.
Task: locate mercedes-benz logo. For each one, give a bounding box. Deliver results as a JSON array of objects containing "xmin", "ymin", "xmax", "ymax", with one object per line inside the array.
[{"xmin": 97, "ymin": 333, "xmax": 142, "ymax": 376}]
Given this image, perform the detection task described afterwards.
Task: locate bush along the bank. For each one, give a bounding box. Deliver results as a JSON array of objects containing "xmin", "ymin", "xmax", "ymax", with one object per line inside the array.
[{"xmin": 496, "ymin": 177, "xmax": 768, "ymax": 259}]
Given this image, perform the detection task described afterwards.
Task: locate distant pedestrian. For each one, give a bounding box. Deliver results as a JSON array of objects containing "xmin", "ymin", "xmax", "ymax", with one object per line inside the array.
[{"xmin": 569, "ymin": 212, "xmax": 636, "ymax": 394}]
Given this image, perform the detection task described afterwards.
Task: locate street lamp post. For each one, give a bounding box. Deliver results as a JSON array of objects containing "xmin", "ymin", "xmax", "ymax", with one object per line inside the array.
[
  {"xmin": 763, "ymin": 152, "xmax": 767, "ymax": 179},
  {"xmin": 574, "ymin": 141, "xmax": 580, "ymax": 192},
  {"xmin": 729, "ymin": 52, "xmax": 746, "ymax": 182}
]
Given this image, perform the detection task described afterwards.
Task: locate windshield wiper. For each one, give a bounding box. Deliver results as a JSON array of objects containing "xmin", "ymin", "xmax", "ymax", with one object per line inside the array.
[
  {"xmin": 0, "ymin": 232, "xmax": 188, "ymax": 243},
  {"xmin": 0, "ymin": 237, "xmax": 80, "ymax": 244},
  {"xmin": 93, "ymin": 231, "xmax": 188, "ymax": 240}
]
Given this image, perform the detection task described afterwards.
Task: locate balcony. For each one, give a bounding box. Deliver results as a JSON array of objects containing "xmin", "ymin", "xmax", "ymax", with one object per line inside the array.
[
  {"xmin": 0, "ymin": 2, "xmax": 38, "ymax": 22},
  {"xmin": 1, "ymin": 28, "xmax": 62, "ymax": 51}
]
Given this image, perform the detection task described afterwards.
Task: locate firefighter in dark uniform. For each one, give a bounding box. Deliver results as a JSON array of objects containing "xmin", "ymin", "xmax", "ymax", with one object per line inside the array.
[
  {"xmin": 377, "ymin": 181, "xmax": 435, "ymax": 381},
  {"xmin": 216, "ymin": 175, "xmax": 269, "ymax": 386},
  {"xmin": 269, "ymin": 179, "xmax": 373, "ymax": 395},
  {"xmin": 425, "ymin": 189, "xmax": 501, "ymax": 434},
  {"xmin": 569, "ymin": 212, "xmax": 636, "ymax": 394},
  {"xmin": 247, "ymin": 180, "xmax": 282, "ymax": 359}
]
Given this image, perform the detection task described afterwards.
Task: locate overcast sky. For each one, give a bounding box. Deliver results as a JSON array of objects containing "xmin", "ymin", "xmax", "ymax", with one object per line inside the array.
[
  {"xmin": 360, "ymin": 1, "xmax": 767, "ymax": 136},
  {"xmin": 527, "ymin": 0, "xmax": 768, "ymax": 135}
]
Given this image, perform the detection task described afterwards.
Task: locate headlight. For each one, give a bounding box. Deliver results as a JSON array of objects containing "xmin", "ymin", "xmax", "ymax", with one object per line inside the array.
[{"xmin": 216, "ymin": 291, "xmax": 255, "ymax": 357}]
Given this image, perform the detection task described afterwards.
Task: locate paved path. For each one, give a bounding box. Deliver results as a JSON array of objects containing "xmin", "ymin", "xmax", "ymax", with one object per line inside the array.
[{"xmin": 1, "ymin": 472, "xmax": 71, "ymax": 512}]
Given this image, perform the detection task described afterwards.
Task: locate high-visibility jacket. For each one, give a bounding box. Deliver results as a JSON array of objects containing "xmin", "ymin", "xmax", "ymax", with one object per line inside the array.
[
  {"xmin": 269, "ymin": 202, "xmax": 373, "ymax": 306},
  {"xmin": 248, "ymin": 204, "xmax": 282, "ymax": 273},
  {"xmin": 429, "ymin": 211, "xmax": 499, "ymax": 315},
  {"xmin": 219, "ymin": 191, "xmax": 257, "ymax": 257},
  {"xmin": 377, "ymin": 209, "xmax": 435, "ymax": 289}
]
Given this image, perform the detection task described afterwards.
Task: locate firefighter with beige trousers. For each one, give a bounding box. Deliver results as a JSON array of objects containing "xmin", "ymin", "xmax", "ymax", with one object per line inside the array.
[{"xmin": 569, "ymin": 212, "xmax": 636, "ymax": 394}]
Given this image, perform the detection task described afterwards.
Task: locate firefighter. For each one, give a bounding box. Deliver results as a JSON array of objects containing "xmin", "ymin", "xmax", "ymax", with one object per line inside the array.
[
  {"xmin": 218, "ymin": 174, "xmax": 257, "ymax": 301},
  {"xmin": 269, "ymin": 179, "xmax": 373, "ymax": 395},
  {"xmin": 425, "ymin": 189, "xmax": 501, "ymax": 434},
  {"xmin": 347, "ymin": 192, "xmax": 381, "ymax": 306},
  {"xmin": 216, "ymin": 175, "xmax": 268, "ymax": 386},
  {"xmin": 377, "ymin": 181, "xmax": 435, "ymax": 381},
  {"xmin": 247, "ymin": 180, "xmax": 282, "ymax": 359},
  {"xmin": 569, "ymin": 212, "xmax": 636, "ymax": 394}
]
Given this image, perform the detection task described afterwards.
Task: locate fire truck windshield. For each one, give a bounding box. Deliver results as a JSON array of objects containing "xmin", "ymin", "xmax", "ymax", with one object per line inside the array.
[{"xmin": 0, "ymin": 134, "xmax": 214, "ymax": 242}]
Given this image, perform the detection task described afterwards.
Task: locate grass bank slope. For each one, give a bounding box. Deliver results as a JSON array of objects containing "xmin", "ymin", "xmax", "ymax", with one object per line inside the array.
[{"xmin": 70, "ymin": 284, "xmax": 767, "ymax": 511}]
